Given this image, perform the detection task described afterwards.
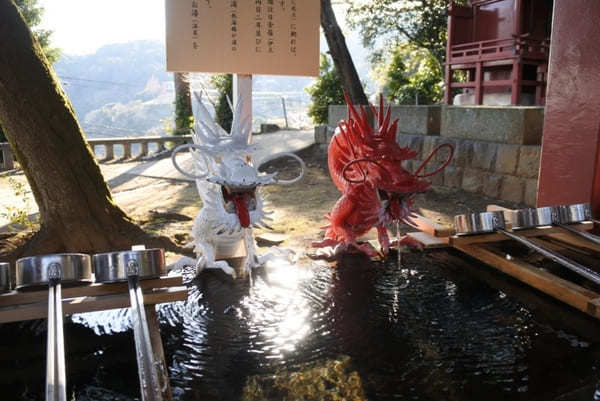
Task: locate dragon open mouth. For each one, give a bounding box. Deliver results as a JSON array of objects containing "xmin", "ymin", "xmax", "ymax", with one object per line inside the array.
[
  {"xmin": 378, "ymin": 190, "xmax": 412, "ymax": 221},
  {"xmin": 222, "ymin": 185, "xmax": 257, "ymax": 228}
]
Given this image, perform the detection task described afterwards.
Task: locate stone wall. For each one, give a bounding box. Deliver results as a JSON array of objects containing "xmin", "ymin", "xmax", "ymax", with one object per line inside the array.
[
  {"xmin": 329, "ymin": 105, "xmax": 441, "ymax": 135},
  {"xmin": 319, "ymin": 105, "xmax": 544, "ymax": 206}
]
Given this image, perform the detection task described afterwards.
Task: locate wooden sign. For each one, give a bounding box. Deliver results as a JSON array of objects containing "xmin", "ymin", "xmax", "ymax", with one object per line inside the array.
[{"xmin": 165, "ymin": 0, "xmax": 320, "ymax": 76}]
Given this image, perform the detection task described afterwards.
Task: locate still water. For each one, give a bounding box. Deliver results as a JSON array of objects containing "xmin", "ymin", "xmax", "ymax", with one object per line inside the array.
[{"xmin": 0, "ymin": 250, "xmax": 598, "ymax": 400}]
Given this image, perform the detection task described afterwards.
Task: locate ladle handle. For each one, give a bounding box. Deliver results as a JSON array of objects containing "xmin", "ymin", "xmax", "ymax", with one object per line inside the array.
[
  {"xmin": 46, "ymin": 283, "xmax": 55, "ymax": 401},
  {"xmin": 46, "ymin": 280, "xmax": 67, "ymax": 401},
  {"xmin": 498, "ymin": 228, "xmax": 600, "ymax": 285},
  {"xmin": 557, "ymin": 223, "xmax": 600, "ymax": 246},
  {"xmin": 54, "ymin": 282, "xmax": 67, "ymax": 401},
  {"xmin": 128, "ymin": 276, "xmax": 163, "ymax": 401}
]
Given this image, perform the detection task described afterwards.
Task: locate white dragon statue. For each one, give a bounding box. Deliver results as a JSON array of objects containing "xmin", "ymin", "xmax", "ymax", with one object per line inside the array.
[{"xmin": 170, "ymin": 93, "xmax": 305, "ymax": 278}]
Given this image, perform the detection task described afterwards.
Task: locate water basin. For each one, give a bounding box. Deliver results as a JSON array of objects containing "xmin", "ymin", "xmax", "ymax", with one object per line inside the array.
[{"xmin": 0, "ymin": 250, "xmax": 598, "ymax": 400}]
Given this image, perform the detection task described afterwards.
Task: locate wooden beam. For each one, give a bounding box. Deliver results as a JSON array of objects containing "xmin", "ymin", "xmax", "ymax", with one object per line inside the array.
[
  {"xmin": 0, "ymin": 286, "xmax": 188, "ymax": 324},
  {"xmin": 0, "ymin": 275, "xmax": 184, "ymax": 308},
  {"xmin": 474, "ymin": 62, "xmax": 483, "ymax": 104},
  {"xmin": 449, "ymin": 223, "xmax": 593, "ymax": 246},
  {"xmin": 407, "ymin": 214, "xmax": 455, "ymax": 238},
  {"xmin": 406, "ymin": 232, "xmax": 450, "ymax": 248},
  {"xmin": 454, "ymin": 243, "xmax": 600, "ymax": 319},
  {"xmin": 545, "ymin": 231, "xmax": 600, "ymax": 253}
]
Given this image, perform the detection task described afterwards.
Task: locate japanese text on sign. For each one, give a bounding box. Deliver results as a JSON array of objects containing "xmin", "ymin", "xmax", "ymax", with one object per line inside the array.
[{"xmin": 165, "ymin": 0, "xmax": 319, "ymax": 76}]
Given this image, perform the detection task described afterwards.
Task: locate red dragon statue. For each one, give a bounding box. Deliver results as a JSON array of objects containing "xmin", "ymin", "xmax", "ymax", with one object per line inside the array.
[{"xmin": 312, "ymin": 96, "xmax": 453, "ymax": 258}]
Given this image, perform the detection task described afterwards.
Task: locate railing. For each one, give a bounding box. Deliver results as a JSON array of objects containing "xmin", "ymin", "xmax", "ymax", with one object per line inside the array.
[
  {"xmin": 87, "ymin": 135, "xmax": 192, "ymax": 161},
  {"xmin": 450, "ymin": 36, "xmax": 549, "ymax": 64},
  {"xmin": 0, "ymin": 135, "xmax": 193, "ymax": 172}
]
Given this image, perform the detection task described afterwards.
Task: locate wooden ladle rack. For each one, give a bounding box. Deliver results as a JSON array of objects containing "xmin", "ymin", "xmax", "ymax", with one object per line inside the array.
[
  {"xmin": 0, "ymin": 275, "xmax": 188, "ymax": 400},
  {"xmin": 407, "ymin": 209, "xmax": 600, "ymax": 320}
]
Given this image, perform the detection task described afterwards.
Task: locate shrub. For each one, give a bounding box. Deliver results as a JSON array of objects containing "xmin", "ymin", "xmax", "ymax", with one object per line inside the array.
[
  {"xmin": 384, "ymin": 44, "xmax": 443, "ymax": 105},
  {"xmin": 210, "ymin": 74, "xmax": 233, "ymax": 133},
  {"xmin": 306, "ymin": 54, "xmax": 345, "ymax": 125}
]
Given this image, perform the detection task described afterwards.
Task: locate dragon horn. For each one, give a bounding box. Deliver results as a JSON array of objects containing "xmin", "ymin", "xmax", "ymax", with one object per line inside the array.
[
  {"xmin": 378, "ymin": 94, "xmax": 384, "ymax": 129},
  {"xmin": 230, "ymin": 95, "xmax": 244, "ymax": 137},
  {"xmin": 386, "ymin": 119, "xmax": 399, "ymax": 142},
  {"xmin": 382, "ymin": 103, "xmax": 392, "ymax": 135},
  {"xmin": 196, "ymin": 96, "xmax": 228, "ymax": 140}
]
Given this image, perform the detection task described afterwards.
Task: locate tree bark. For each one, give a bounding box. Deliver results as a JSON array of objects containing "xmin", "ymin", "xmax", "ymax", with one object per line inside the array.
[
  {"xmin": 0, "ymin": 0, "xmax": 181, "ymax": 260},
  {"xmin": 320, "ymin": 0, "xmax": 370, "ymax": 106},
  {"xmin": 173, "ymin": 72, "xmax": 193, "ymax": 135}
]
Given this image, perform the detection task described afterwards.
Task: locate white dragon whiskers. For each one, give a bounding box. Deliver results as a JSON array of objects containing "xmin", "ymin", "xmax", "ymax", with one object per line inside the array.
[{"xmin": 170, "ymin": 93, "xmax": 306, "ymax": 278}]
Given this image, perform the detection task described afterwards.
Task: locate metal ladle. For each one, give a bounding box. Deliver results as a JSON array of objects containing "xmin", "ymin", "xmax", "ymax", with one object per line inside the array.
[
  {"xmin": 16, "ymin": 254, "xmax": 92, "ymax": 401},
  {"xmin": 45, "ymin": 262, "xmax": 66, "ymax": 401},
  {"xmin": 127, "ymin": 259, "xmax": 162, "ymax": 401},
  {"xmin": 92, "ymin": 248, "xmax": 166, "ymax": 401},
  {"xmin": 455, "ymin": 211, "xmax": 600, "ymax": 285},
  {"xmin": 550, "ymin": 203, "xmax": 600, "ymax": 246}
]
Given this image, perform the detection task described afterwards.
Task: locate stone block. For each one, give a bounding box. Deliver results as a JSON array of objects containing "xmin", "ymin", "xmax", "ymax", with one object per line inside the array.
[
  {"xmin": 396, "ymin": 133, "xmax": 413, "ymax": 149},
  {"xmin": 453, "ymin": 140, "xmax": 474, "ymax": 167},
  {"xmin": 327, "ymin": 105, "xmax": 348, "ymax": 128},
  {"xmin": 495, "ymin": 144, "xmax": 520, "ymax": 175},
  {"xmin": 329, "ymin": 104, "xmax": 441, "ymax": 136},
  {"xmin": 524, "ymin": 178, "xmax": 538, "ymax": 206},
  {"xmin": 470, "ymin": 141, "xmax": 497, "ymax": 171},
  {"xmin": 462, "ymin": 168, "xmax": 485, "ymax": 193},
  {"xmin": 443, "ymin": 166, "xmax": 463, "ymax": 189},
  {"xmin": 517, "ymin": 145, "xmax": 541, "ymax": 179},
  {"xmin": 389, "ymin": 105, "xmax": 441, "ymax": 135},
  {"xmin": 500, "ymin": 175, "xmax": 525, "ymax": 203},
  {"xmin": 425, "ymin": 163, "xmax": 444, "ymax": 186},
  {"xmin": 326, "ymin": 128, "xmax": 336, "ymax": 144},
  {"xmin": 441, "ymin": 106, "xmax": 544, "ymax": 145},
  {"xmin": 421, "ymin": 136, "xmax": 440, "ymax": 161},
  {"xmin": 314, "ymin": 125, "xmax": 328, "ymax": 144},
  {"xmin": 409, "ymin": 135, "xmax": 424, "ymax": 157},
  {"xmin": 483, "ymin": 175, "xmax": 503, "ymax": 199},
  {"xmin": 434, "ymin": 138, "xmax": 456, "ymax": 164}
]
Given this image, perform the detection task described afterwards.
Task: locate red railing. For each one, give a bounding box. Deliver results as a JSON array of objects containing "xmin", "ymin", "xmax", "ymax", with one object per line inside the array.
[{"xmin": 450, "ymin": 36, "xmax": 549, "ymax": 64}]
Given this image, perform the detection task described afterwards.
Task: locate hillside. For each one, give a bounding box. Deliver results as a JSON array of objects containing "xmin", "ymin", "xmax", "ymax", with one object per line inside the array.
[{"xmin": 53, "ymin": 39, "xmax": 373, "ymax": 137}]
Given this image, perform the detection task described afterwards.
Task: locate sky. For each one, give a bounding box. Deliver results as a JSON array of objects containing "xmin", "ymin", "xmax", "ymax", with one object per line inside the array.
[
  {"xmin": 37, "ymin": 0, "xmax": 358, "ymax": 56},
  {"xmin": 38, "ymin": 0, "xmax": 167, "ymax": 55}
]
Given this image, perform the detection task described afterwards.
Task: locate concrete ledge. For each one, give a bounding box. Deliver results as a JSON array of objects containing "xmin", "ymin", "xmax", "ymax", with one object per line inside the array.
[
  {"xmin": 441, "ymin": 106, "xmax": 544, "ymax": 145},
  {"xmin": 328, "ymin": 105, "xmax": 348, "ymax": 128},
  {"xmin": 328, "ymin": 105, "xmax": 441, "ymax": 135}
]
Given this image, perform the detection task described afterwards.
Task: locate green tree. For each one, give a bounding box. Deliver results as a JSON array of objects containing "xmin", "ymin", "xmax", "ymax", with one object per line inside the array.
[
  {"xmin": 14, "ymin": 0, "xmax": 61, "ymax": 63},
  {"xmin": 384, "ymin": 44, "xmax": 443, "ymax": 105},
  {"xmin": 1, "ymin": 0, "xmax": 60, "ymax": 142},
  {"xmin": 305, "ymin": 54, "xmax": 345, "ymax": 125},
  {"xmin": 210, "ymin": 74, "xmax": 233, "ymax": 133},
  {"xmin": 173, "ymin": 72, "xmax": 193, "ymax": 135},
  {"xmin": 346, "ymin": 0, "xmax": 451, "ymax": 65},
  {"xmin": 0, "ymin": 0, "xmax": 181, "ymax": 260}
]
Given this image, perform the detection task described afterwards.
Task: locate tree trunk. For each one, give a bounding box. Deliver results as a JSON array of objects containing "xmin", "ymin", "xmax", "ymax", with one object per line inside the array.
[
  {"xmin": 0, "ymin": 0, "xmax": 181, "ymax": 260},
  {"xmin": 173, "ymin": 72, "xmax": 193, "ymax": 135},
  {"xmin": 320, "ymin": 0, "xmax": 370, "ymax": 106}
]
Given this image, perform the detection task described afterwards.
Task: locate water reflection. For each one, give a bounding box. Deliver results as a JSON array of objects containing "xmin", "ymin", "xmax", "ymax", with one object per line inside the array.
[{"xmin": 0, "ymin": 251, "xmax": 598, "ymax": 400}]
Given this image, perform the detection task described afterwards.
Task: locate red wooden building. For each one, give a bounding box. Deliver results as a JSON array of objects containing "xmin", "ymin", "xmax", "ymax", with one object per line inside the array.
[{"xmin": 444, "ymin": 0, "xmax": 553, "ymax": 106}]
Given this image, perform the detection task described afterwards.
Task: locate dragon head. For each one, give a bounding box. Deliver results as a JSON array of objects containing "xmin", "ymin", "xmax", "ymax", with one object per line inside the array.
[
  {"xmin": 340, "ymin": 95, "xmax": 452, "ymax": 222},
  {"xmin": 172, "ymin": 93, "xmax": 305, "ymax": 228}
]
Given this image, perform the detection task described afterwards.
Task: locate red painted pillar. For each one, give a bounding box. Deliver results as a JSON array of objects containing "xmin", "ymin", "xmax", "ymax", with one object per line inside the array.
[{"xmin": 537, "ymin": 0, "xmax": 600, "ymax": 208}]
